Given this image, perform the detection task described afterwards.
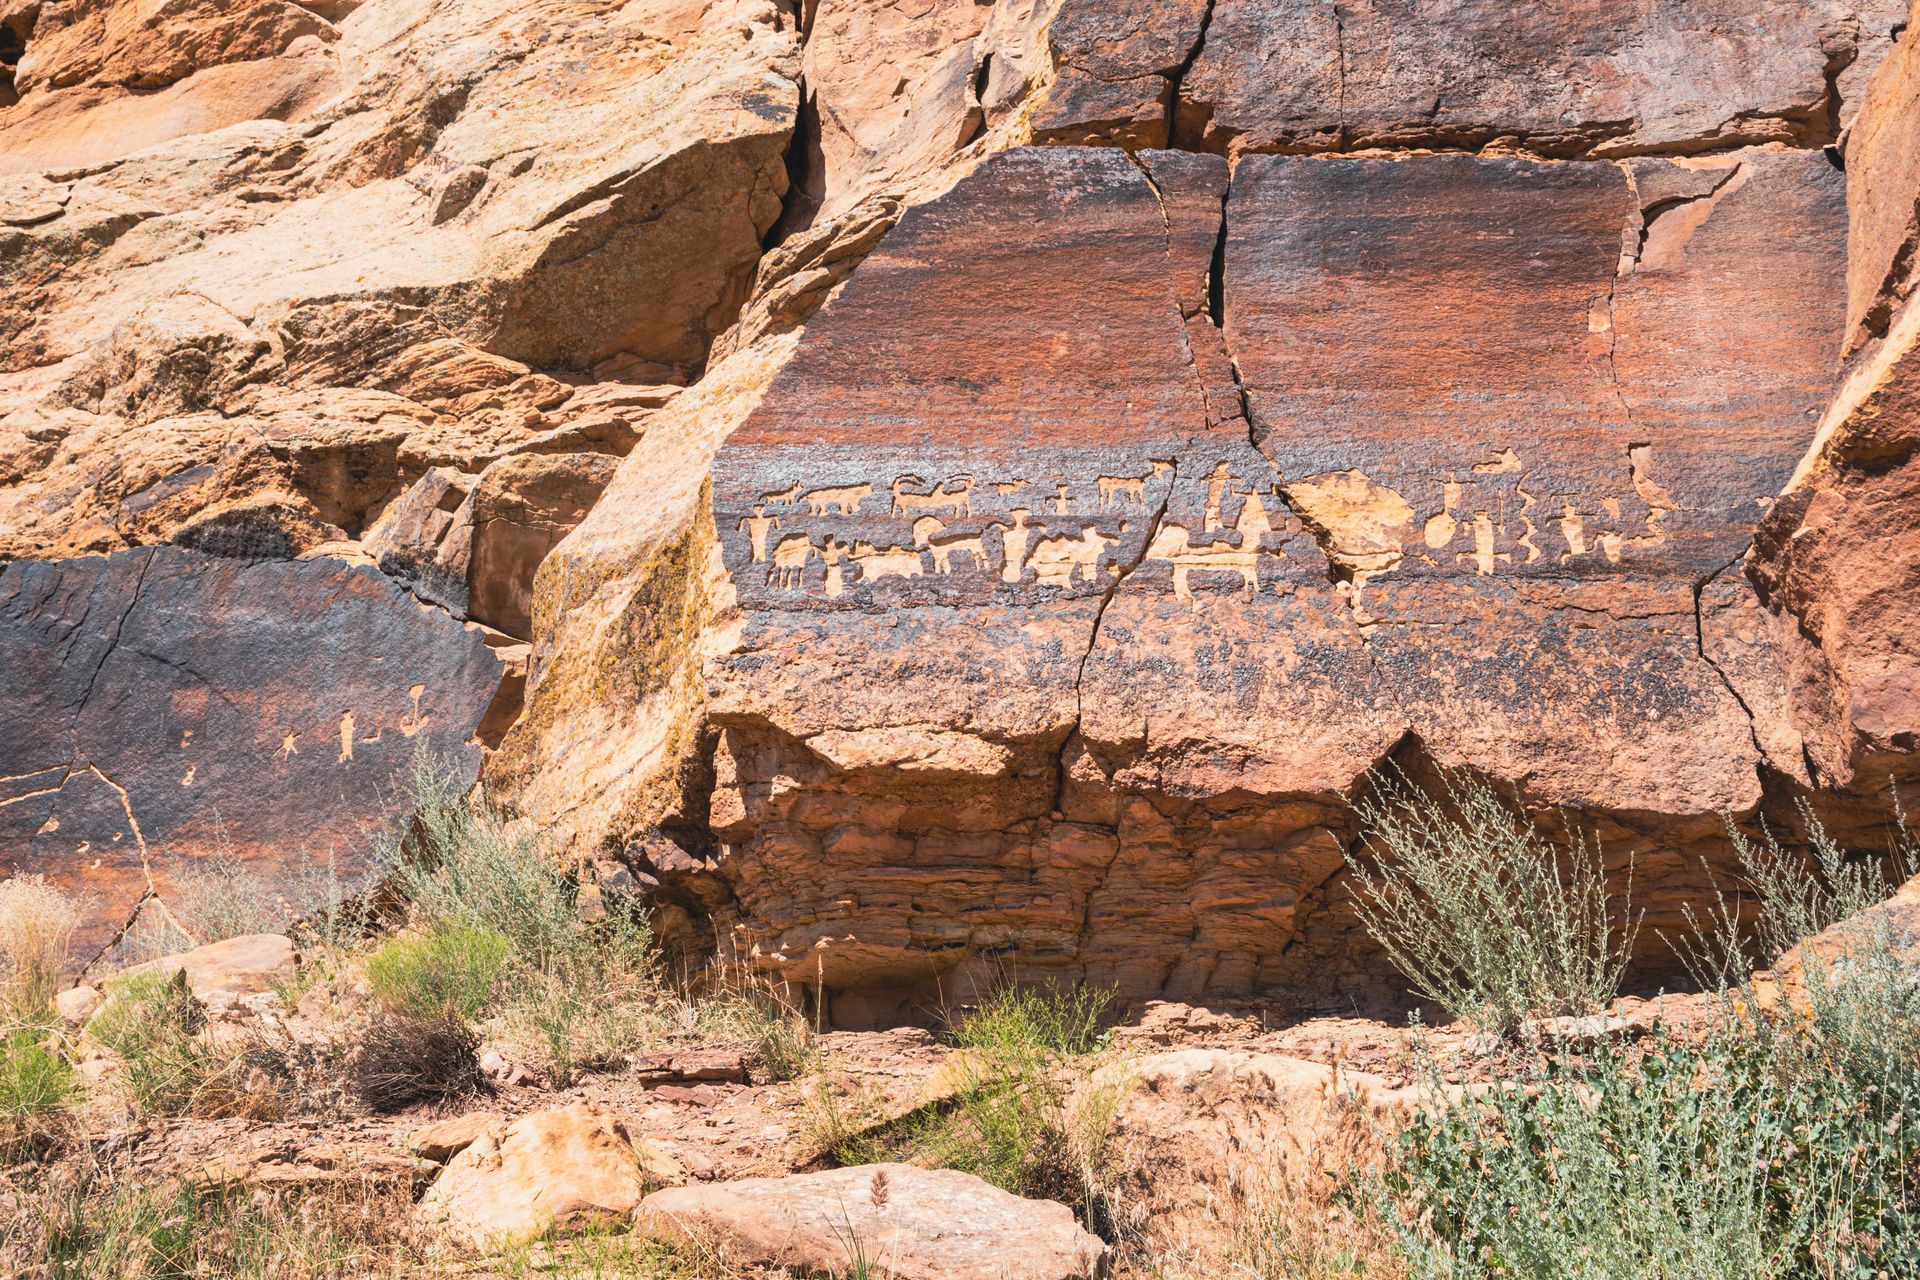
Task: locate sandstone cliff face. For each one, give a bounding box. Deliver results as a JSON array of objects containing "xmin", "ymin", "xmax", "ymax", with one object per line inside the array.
[{"xmin": 5, "ymin": 0, "xmax": 1919, "ymax": 1014}]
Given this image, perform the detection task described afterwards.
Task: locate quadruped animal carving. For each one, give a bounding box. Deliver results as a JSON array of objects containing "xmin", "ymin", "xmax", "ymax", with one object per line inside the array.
[
  {"xmin": 891, "ymin": 475, "xmax": 975, "ymax": 518},
  {"xmin": 768, "ymin": 533, "xmax": 815, "ymax": 588},
  {"xmin": 804, "ymin": 482, "xmax": 874, "ymax": 516}
]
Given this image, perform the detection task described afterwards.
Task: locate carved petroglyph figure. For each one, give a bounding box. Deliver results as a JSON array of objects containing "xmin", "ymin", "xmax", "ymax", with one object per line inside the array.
[
  {"xmin": 821, "ymin": 536, "xmax": 849, "ymax": 597},
  {"xmin": 1098, "ymin": 461, "xmax": 1174, "ymax": 508},
  {"xmin": 1473, "ymin": 448, "xmax": 1522, "ymax": 474},
  {"xmin": 928, "ymin": 525, "xmax": 999, "ymax": 574},
  {"xmin": 1513, "ymin": 477, "xmax": 1541, "ymax": 563},
  {"xmin": 739, "ymin": 504, "xmax": 782, "ymax": 562},
  {"xmin": 760, "ymin": 481, "xmax": 802, "ymax": 508},
  {"xmin": 1146, "ymin": 523, "xmax": 1264, "ymax": 602},
  {"xmin": 891, "ymin": 475, "xmax": 974, "ymax": 518},
  {"xmin": 1203, "ymin": 462, "xmax": 1233, "ymax": 532},
  {"xmin": 804, "ymin": 482, "xmax": 873, "ymax": 516},
  {"xmin": 1000, "ymin": 509, "xmax": 1035, "ymax": 583},
  {"xmin": 910, "ymin": 515, "xmax": 946, "ymax": 546},
  {"xmin": 1233, "ymin": 487, "xmax": 1276, "ymax": 546},
  {"xmin": 1557, "ymin": 499, "xmax": 1588, "ymax": 560},
  {"xmin": 1457, "ymin": 511, "xmax": 1510, "ymax": 576},
  {"xmin": 853, "ymin": 541, "xmax": 926, "ymax": 582},
  {"xmin": 768, "ymin": 533, "xmax": 815, "ymax": 588},
  {"xmin": 993, "ymin": 480, "xmax": 1028, "ymax": 496},
  {"xmin": 1627, "ymin": 444, "xmax": 1677, "ymax": 550},
  {"xmin": 1028, "ymin": 526, "xmax": 1118, "ymax": 588},
  {"xmin": 338, "ymin": 711, "xmax": 354, "ymax": 762},
  {"xmin": 279, "ymin": 733, "xmax": 298, "ymax": 760},
  {"xmin": 399, "ymin": 684, "xmax": 429, "ymax": 737},
  {"xmin": 1424, "ymin": 475, "xmax": 1462, "ymax": 548},
  {"xmin": 1050, "ymin": 482, "xmax": 1075, "ymax": 515}
]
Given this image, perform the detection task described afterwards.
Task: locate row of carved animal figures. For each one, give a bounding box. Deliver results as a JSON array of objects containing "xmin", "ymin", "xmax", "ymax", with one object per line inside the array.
[
  {"xmin": 754, "ymin": 463, "xmax": 1175, "ymax": 522},
  {"xmin": 753, "ymin": 511, "xmax": 1122, "ymax": 595}
]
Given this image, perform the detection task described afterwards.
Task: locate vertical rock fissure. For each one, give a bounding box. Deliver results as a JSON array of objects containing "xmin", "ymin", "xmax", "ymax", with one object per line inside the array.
[
  {"xmin": 1163, "ymin": 0, "xmax": 1218, "ymax": 143},
  {"xmin": 1692, "ymin": 553, "xmax": 1772, "ymax": 765}
]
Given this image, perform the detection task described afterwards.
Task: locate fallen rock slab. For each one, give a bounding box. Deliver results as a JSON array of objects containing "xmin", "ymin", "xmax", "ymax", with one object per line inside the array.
[
  {"xmin": 405, "ymin": 1111, "xmax": 507, "ymax": 1165},
  {"xmin": 118, "ymin": 934, "xmax": 294, "ymax": 997},
  {"xmin": 416, "ymin": 1103, "xmax": 682, "ymax": 1250},
  {"xmin": 633, "ymin": 1163, "xmax": 1111, "ymax": 1280}
]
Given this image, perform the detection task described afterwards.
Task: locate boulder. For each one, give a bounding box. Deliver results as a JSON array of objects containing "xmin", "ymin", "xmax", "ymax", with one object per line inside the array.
[
  {"xmin": 118, "ymin": 933, "xmax": 294, "ymax": 997},
  {"xmin": 0, "ymin": 548, "xmax": 506, "ymax": 960},
  {"xmin": 416, "ymin": 1103, "xmax": 683, "ymax": 1250},
  {"xmin": 633, "ymin": 1163, "xmax": 1111, "ymax": 1280},
  {"xmin": 55, "ymin": 985, "xmax": 100, "ymax": 1025},
  {"xmin": 405, "ymin": 1111, "xmax": 507, "ymax": 1165}
]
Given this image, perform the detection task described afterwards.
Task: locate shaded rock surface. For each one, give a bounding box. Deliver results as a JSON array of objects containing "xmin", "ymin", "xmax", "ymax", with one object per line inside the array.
[
  {"xmin": 633, "ymin": 1162, "xmax": 1112, "ymax": 1280},
  {"xmin": 0, "ymin": 547, "xmax": 504, "ymax": 960}
]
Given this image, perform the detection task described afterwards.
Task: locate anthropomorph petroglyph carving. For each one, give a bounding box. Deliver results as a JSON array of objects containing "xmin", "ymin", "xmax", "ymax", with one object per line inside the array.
[
  {"xmin": 739, "ymin": 504, "xmax": 782, "ymax": 562},
  {"xmin": 1027, "ymin": 526, "xmax": 1117, "ymax": 588},
  {"xmin": 399, "ymin": 684, "xmax": 428, "ymax": 737},
  {"xmin": 760, "ymin": 481, "xmax": 802, "ymax": 508},
  {"xmin": 338, "ymin": 711, "xmax": 354, "ymax": 762},
  {"xmin": 1050, "ymin": 482, "xmax": 1075, "ymax": 515},
  {"xmin": 769, "ymin": 533, "xmax": 815, "ymax": 588},
  {"xmin": 1204, "ymin": 462, "xmax": 1233, "ymax": 532},
  {"xmin": 821, "ymin": 536, "xmax": 849, "ymax": 597},
  {"xmin": 804, "ymin": 482, "xmax": 874, "ymax": 516},
  {"xmin": 1458, "ymin": 511, "xmax": 1510, "ymax": 576},
  {"xmin": 891, "ymin": 475, "xmax": 974, "ymax": 518},
  {"xmin": 1424, "ymin": 475, "xmax": 1462, "ymax": 549},
  {"xmin": 1097, "ymin": 461, "xmax": 1174, "ymax": 508},
  {"xmin": 853, "ymin": 541, "xmax": 926, "ymax": 582},
  {"xmin": 1000, "ymin": 509, "xmax": 1035, "ymax": 583}
]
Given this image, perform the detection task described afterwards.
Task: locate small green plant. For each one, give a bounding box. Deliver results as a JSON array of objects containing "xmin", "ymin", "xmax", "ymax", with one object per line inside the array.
[
  {"xmin": 366, "ymin": 925, "xmax": 509, "ymax": 1022},
  {"xmin": 168, "ymin": 851, "xmax": 287, "ymax": 943},
  {"xmin": 1344, "ymin": 767, "xmax": 1637, "ymax": 1036},
  {"xmin": 89, "ymin": 970, "xmax": 220, "ymax": 1116}
]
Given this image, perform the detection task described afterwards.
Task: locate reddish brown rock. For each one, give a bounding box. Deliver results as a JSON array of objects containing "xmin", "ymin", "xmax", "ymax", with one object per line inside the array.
[
  {"xmin": 1177, "ymin": 0, "xmax": 1905, "ymax": 158},
  {"xmin": 0, "ymin": 547, "xmax": 505, "ymax": 961},
  {"xmin": 684, "ymin": 140, "xmax": 1853, "ymax": 1017}
]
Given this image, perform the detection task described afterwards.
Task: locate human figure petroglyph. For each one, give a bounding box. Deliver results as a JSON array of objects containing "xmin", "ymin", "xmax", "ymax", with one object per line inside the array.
[
  {"xmin": 804, "ymin": 482, "xmax": 874, "ymax": 516},
  {"xmin": 1000, "ymin": 509, "xmax": 1035, "ymax": 583},
  {"xmin": 1050, "ymin": 482, "xmax": 1075, "ymax": 515},
  {"xmin": 1098, "ymin": 461, "xmax": 1174, "ymax": 508},
  {"xmin": 852, "ymin": 541, "xmax": 926, "ymax": 582},
  {"xmin": 1557, "ymin": 499, "xmax": 1588, "ymax": 560},
  {"xmin": 338, "ymin": 711, "xmax": 354, "ymax": 762},
  {"xmin": 1424, "ymin": 475, "xmax": 1462, "ymax": 548},
  {"xmin": 821, "ymin": 536, "xmax": 849, "ymax": 597},
  {"xmin": 760, "ymin": 481, "xmax": 802, "ymax": 508},
  {"xmin": 279, "ymin": 733, "xmax": 298, "ymax": 759},
  {"xmin": 1204, "ymin": 462, "xmax": 1233, "ymax": 532},
  {"xmin": 1457, "ymin": 511, "xmax": 1509, "ymax": 576},
  {"xmin": 399, "ymin": 684, "xmax": 428, "ymax": 737},
  {"xmin": 1028, "ymin": 525, "xmax": 1118, "ymax": 588},
  {"xmin": 891, "ymin": 475, "xmax": 974, "ymax": 518},
  {"xmin": 1233, "ymin": 487, "xmax": 1275, "ymax": 547},
  {"xmin": 739, "ymin": 504, "xmax": 782, "ymax": 561},
  {"xmin": 769, "ymin": 533, "xmax": 815, "ymax": 588},
  {"xmin": 1627, "ymin": 444, "xmax": 1677, "ymax": 550},
  {"xmin": 1513, "ymin": 477, "xmax": 1541, "ymax": 563}
]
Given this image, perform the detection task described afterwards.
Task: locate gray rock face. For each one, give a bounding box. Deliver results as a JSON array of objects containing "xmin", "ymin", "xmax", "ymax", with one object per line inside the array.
[{"xmin": 0, "ymin": 547, "xmax": 506, "ymax": 959}]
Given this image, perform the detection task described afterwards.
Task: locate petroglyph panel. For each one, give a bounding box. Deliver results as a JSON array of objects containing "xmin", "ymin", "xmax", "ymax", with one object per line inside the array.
[{"xmin": 0, "ymin": 548, "xmax": 506, "ymax": 962}]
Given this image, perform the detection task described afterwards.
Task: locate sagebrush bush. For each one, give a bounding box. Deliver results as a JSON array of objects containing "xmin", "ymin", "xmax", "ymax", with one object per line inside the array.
[
  {"xmin": 168, "ymin": 854, "xmax": 287, "ymax": 944},
  {"xmin": 387, "ymin": 753, "xmax": 579, "ymax": 969},
  {"xmin": 1345, "ymin": 767, "xmax": 1637, "ymax": 1036},
  {"xmin": 366, "ymin": 926, "xmax": 509, "ymax": 1022}
]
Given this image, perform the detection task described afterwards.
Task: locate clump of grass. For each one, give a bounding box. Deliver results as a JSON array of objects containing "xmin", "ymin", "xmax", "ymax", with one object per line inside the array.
[
  {"xmin": 87, "ymin": 970, "xmax": 270, "ymax": 1119},
  {"xmin": 0, "ymin": 874, "xmax": 79, "ymax": 1025},
  {"xmin": 12, "ymin": 1168, "xmax": 426, "ymax": 1280},
  {"xmin": 1344, "ymin": 767, "xmax": 1637, "ymax": 1037},
  {"xmin": 366, "ymin": 926, "xmax": 509, "ymax": 1023},
  {"xmin": 689, "ymin": 969, "xmax": 818, "ymax": 1084}
]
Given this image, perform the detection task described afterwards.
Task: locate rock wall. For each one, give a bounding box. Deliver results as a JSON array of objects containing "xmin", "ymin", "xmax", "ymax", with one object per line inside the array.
[{"xmin": 6, "ymin": 0, "xmax": 1920, "ymax": 1015}]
